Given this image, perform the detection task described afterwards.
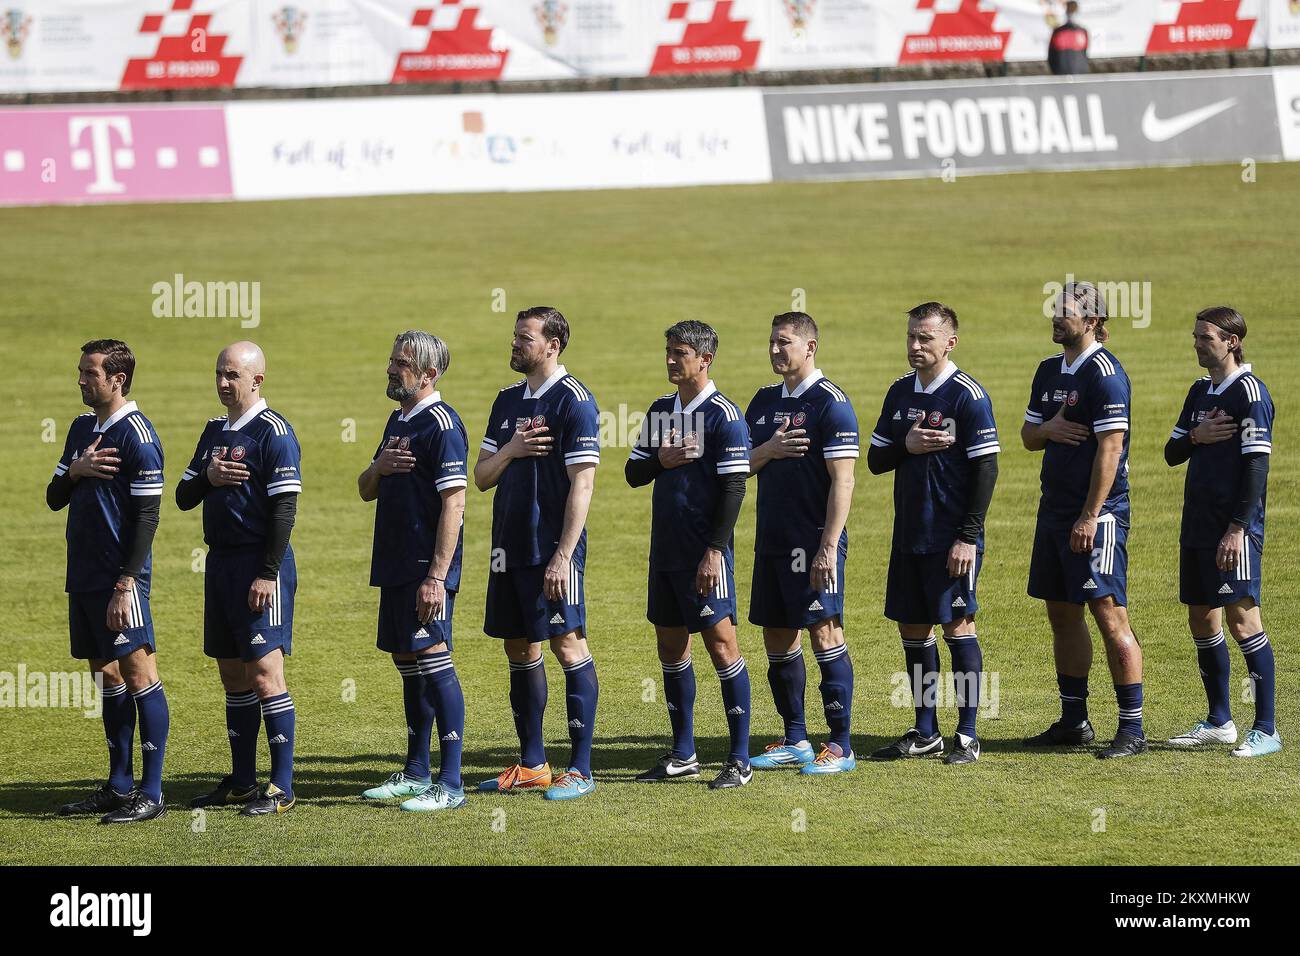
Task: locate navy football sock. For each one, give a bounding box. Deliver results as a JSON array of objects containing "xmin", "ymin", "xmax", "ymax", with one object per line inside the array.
[
  {"xmin": 100, "ymin": 679, "xmax": 135, "ymax": 794},
  {"xmin": 902, "ymin": 634, "xmax": 940, "ymax": 737},
  {"xmin": 1237, "ymin": 632, "xmax": 1276, "ymax": 735},
  {"xmin": 260, "ymin": 692, "xmax": 296, "ymax": 797},
  {"xmin": 717, "ymin": 657, "xmax": 751, "ymax": 768},
  {"xmin": 814, "ymin": 643, "xmax": 854, "ymax": 753},
  {"xmin": 225, "ymin": 690, "xmax": 261, "ymax": 789},
  {"xmin": 562, "ymin": 655, "xmax": 598, "ymax": 777},
  {"xmin": 396, "ymin": 659, "xmax": 433, "ymax": 781},
  {"xmin": 1193, "ymin": 631, "xmax": 1232, "ymax": 727},
  {"xmin": 766, "ymin": 645, "xmax": 807, "ymax": 745},
  {"xmin": 661, "ymin": 657, "xmax": 697, "ymax": 760},
  {"xmin": 508, "ymin": 656, "xmax": 548, "ymax": 768},
  {"xmin": 418, "ymin": 651, "xmax": 464, "ymax": 790},
  {"xmin": 1114, "ymin": 682, "xmax": 1144, "ymax": 738},
  {"xmin": 132, "ymin": 680, "xmax": 169, "ymax": 803},
  {"xmin": 944, "ymin": 634, "xmax": 982, "ymax": 740},
  {"xmin": 1057, "ymin": 672, "xmax": 1089, "ymax": 726}
]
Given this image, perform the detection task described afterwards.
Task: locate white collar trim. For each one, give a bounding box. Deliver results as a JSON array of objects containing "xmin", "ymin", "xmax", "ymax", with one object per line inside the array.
[
  {"xmin": 675, "ymin": 380, "xmax": 718, "ymax": 415},
  {"xmin": 914, "ymin": 362, "xmax": 958, "ymax": 394},
  {"xmin": 524, "ymin": 365, "xmax": 567, "ymax": 400},
  {"xmin": 783, "ymin": 369, "xmax": 824, "ymax": 399},
  {"xmin": 225, "ymin": 398, "xmax": 268, "ymax": 431},
  {"xmin": 95, "ymin": 401, "xmax": 138, "ymax": 433},
  {"xmin": 1061, "ymin": 341, "xmax": 1103, "ymax": 375},
  {"xmin": 1209, "ymin": 363, "xmax": 1252, "ymax": 396},
  {"xmin": 398, "ymin": 391, "xmax": 441, "ymax": 422}
]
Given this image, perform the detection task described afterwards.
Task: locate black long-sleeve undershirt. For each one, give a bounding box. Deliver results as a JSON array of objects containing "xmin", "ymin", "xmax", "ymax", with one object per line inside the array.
[
  {"xmin": 175, "ymin": 469, "xmax": 209, "ymax": 511},
  {"xmin": 46, "ymin": 472, "xmax": 74, "ymax": 511},
  {"xmin": 120, "ymin": 496, "xmax": 160, "ymax": 578},
  {"xmin": 259, "ymin": 492, "xmax": 297, "ymax": 580},
  {"xmin": 1231, "ymin": 454, "xmax": 1269, "ymax": 529},
  {"xmin": 1164, "ymin": 434, "xmax": 1193, "ymax": 467},
  {"xmin": 706, "ymin": 473, "xmax": 746, "ymax": 552},
  {"xmin": 956, "ymin": 454, "xmax": 998, "ymax": 545},
  {"xmin": 866, "ymin": 442, "xmax": 906, "ymax": 475},
  {"xmin": 624, "ymin": 455, "xmax": 663, "ymax": 488}
]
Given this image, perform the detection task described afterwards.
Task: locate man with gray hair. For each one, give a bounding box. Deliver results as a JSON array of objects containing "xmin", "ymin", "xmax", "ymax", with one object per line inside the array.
[
  {"xmin": 357, "ymin": 331, "xmax": 470, "ymax": 811},
  {"xmin": 180, "ymin": 342, "xmax": 304, "ymax": 814}
]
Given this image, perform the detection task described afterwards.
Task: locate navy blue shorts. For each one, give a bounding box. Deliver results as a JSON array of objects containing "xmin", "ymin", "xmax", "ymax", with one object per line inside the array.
[
  {"xmin": 377, "ymin": 580, "xmax": 456, "ymax": 652},
  {"xmin": 68, "ymin": 588, "xmax": 155, "ymax": 661},
  {"xmin": 1180, "ymin": 542, "xmax": 1262, "ymax": 608},
  {"xmin": 647, "ymin": 560, "xmax": 737, "ymax": 633},
  {"xmin": 1028, "ymin": 516, "xmax": 1127, "ymax": 606},
  {"xmin": 204, "ymin": 547, "xmax": 295, "ymax": 662},
  {"xmin": 748, "ymin": 549, "xmax": 846, "ymax": 630},
  {"xmin": 885, "ymin": 550, "xmax": 982, "ymax": 625},
  {"xmin": 484, "ymin": 562, "xmax": 585, "ymax": 643}
]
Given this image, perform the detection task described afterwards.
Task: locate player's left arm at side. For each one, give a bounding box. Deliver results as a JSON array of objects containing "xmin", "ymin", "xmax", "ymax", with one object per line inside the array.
[
  {"xmin": 1230, "ymin": 385, "xmax": 1274, "ymax": 529},
  {"xmin": 118, "ymin": 431, "xmax": 165, "ymax": 581},
  {"xmin": 258, "ymin": 432, "xmax": 302, "ymax": 581},
  {"xmin": 553, "ymin": 397, "xmax": 601, "ymax": 566},
  {"xmin": 819, "ymin": 399, "xmax": 859, "ymax": 549},
  {"xmin": 428, "ymin": 424, "xmax": 470, "ymax": 581}
]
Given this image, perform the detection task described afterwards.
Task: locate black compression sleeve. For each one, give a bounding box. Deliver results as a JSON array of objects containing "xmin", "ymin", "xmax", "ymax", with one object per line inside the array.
[
  {"xmin": 46, "ymin": 472, "xmax": 74, "ymax": 511},
  {"xmin": 175, "ymin": 470, "xmax": 210, "ymax": 511},
  {"xmin": 956, "ymin": 454, "xmax": 999, "ymax": 545},
  {"xmin": 867, "ymin": 442, "xmax": 906, "ymax": 475},
  {"xmin": 1164, "ymin": 434, "xmax": 1193, "ymax": 467},
  {"xmin": 625, "ymin": 456, "xmax": 664, "ymax": 488},
  {"xmin": 120, "ymin": 495, "xmax": 160, "ymax": 578},
  {"xmin": 706, "ymin": 473, "xmax": 746, "ymax": 552},
  {"xmin": 258, "ymin": 493, "xmax": 298, "ymax": 580},
  {"xmin": 1230, "ymin": 454, "xmax": 1269, "ymax": 529}
]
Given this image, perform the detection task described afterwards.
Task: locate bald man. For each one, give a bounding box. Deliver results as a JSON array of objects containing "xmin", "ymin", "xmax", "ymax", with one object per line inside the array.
[{"xmin": 177, "ymin": 342, "xmax": 303, "ymax": 815}]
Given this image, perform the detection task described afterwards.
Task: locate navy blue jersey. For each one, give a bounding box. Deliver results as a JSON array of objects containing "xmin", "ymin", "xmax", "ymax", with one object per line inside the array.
[
  {"xmin": 1171, "ymin": 364, "xmax": 1273, "ymax": 548},
  {"xmin": 1024, "ymin": 343, "xmax": 1130, "ymax": 529},
  {"xmin": 181, "ymin": 400, "xmax": 303, "ymax": 552},
  {"xmin": 370, "ymin": 392, "xmax": 469, "ymax": 589},
  {"xmin": 629, "ymin": 382, "xmax": 751, "ymax": 571},
  {"xmin": 54, "ymin": 402, "xmax": 164, "ymax": 593},
  {"xmin": 481, "ymin": 366, "xmax": 600, "ymax": 570},
  {"xmin": 870, "ymin": 364, "xmax": 1000, "ymax": 554},
  {"xmin": 745, "ymin": 371, "xmax": 859, "ymax": 557}
]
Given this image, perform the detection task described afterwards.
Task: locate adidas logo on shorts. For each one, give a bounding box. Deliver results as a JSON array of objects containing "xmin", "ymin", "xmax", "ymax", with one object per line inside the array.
[
  {"xmin": 808, "ymin": 599, "xmax": 824, "ymax": 612},
  {"xmin": 700, "ymin": 605, "xmax": 714, "ymax": 616},
  {"xmin": 1082, "ymin": 579, "xmax": 1098, "ymax": 590},
  {"xmin": 952, "ymin": 597, "xmax": 967, "ymax": 608},
  {"xmin": 250, "ymin": 634, "xmax": 266, "ymax": 645},
  {"xmin": 113, "ymin": 634, "xmax": 129, "ymax": 645},
  {"xmin": 549, "ymin": 613, "xmax": 565, "ymax": 625},
  {"xmin": 269, "ymin": 734, "xmax": 288, "ymax": 744},
  {"xmin": 1219, "ymin": 583, "xmax": 1234, "ymax": 594},
  {"xmin": 414, "ymin": 627, "xmax": 429, "ymax": 638}
]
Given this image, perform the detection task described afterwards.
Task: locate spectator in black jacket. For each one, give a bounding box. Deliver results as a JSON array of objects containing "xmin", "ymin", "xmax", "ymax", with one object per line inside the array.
[{"xmin": 1049, "ymin": 2, "xmax": 1089, "ymax": 75}]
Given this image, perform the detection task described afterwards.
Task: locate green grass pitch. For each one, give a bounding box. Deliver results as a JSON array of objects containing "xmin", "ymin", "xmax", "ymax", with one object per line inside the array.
[{"xmin": 1, "ymin": 162, "xmax": 1297, "ymax": 865}]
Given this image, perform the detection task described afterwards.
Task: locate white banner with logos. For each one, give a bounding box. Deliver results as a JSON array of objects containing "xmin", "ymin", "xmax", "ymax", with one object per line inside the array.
[
  {"xmin": 225, "ymin": 87, "xmax": 772, "ymax": 199},
  {"xmin": 0, "ymin": 2, "xmax": 1291, "ymax": 96}
]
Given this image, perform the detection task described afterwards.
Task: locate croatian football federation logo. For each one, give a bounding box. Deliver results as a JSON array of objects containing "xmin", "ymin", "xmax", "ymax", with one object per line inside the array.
[
  {"xmin": 231, "ymin": 445, "xmax": 247, "ymax": 461},
  {"xmin": 530, "ymin": 415, "xmax": 546, "ymax": 429},
  {"xmin": 1067, "ymin": 390, "xmax": 1079, "ymax": 407},
  {"xmin": 398, "ymin": 436, "xmax": 411, "ymax": 450},
  {"xmin": 928, "ymin": 410, "xmax": 943, "ymax": 426},
  {"xmin": 534, "ymin": 0, "xmax": 566, "ymax": 46},
  {"xmin": 2, "ymin": 9, "xmax": 31, "ymax": 60},
  {"xmin": 272, "ymin": 5, "xmax": 307, "ymax": 54},
  {"xmin": 792, "ymin": 411, "xmax": 807, "ymax": 427}
]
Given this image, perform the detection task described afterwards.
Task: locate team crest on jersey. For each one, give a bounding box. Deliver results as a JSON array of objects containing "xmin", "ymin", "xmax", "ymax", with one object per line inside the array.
[
  {"xmin": 231, "ymin": 445, "xmax": 247, "ymax": 461},
  {"xmin": 792, "ymin": 411, "xmax": 807, "ymax": 427},
  {"xmin": 531, "ymin": 415, "xmax": 546, "ymax": 429},
  {"xmin": 398, "ymin": 436, "xmax": 411, "ymax": 451},
  {"xmin": 928, "ymin": 410, "xmax": 943, "ymax": 426},
  {"xmin": 1067, "ymin": 391, "xmax": 1079, "ymax": 407}
]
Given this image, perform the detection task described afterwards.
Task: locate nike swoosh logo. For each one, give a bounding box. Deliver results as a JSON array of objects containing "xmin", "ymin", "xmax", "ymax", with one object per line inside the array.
[
  {"xmin": 664, "ymin": 762, "xmax": 697, "ymax": 776},
  {"xmin": 907, "ymin": 742, "xmax": 938, "ymax": 754},
  {"xmin": 1141, "ymin": 98, "xmax": 1238, "ymax": 143}
]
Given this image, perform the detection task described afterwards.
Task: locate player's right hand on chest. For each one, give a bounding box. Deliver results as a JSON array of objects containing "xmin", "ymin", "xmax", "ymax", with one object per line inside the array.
[
  {"xmin": 1039, "ymin": 404, "xmax": 1090, "ymax": 447},
  {"xmin": 68, "ymin": 435, "xmax": 120, "ymax": 480},
  {"xmin": 504, "ymin": 425, "xmax": 552, "ymax": 459},
  {"xmin": 206, "ymin": 453, "xmax": 251, "ymax": 486},
  {"xmin": 375, "ymin": 445, "xmax": 418, "ymax": 476}
]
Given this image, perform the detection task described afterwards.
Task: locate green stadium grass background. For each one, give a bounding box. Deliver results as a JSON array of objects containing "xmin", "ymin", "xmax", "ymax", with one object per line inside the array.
[{"xmin": 1, "ymin": 162, "xmax": 1296, "ymax": 864}]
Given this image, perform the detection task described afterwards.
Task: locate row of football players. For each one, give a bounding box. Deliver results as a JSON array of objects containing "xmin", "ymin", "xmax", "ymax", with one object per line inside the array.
[{"xmin": 46, "ymin": 288, "xmax": 1277, "ymax": 821}]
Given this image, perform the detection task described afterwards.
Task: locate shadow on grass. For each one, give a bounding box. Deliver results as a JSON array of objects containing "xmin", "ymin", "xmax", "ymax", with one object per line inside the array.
[{"xmin": 0, "ymin": 731, "xmax": 1082, "ymax": 816}]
